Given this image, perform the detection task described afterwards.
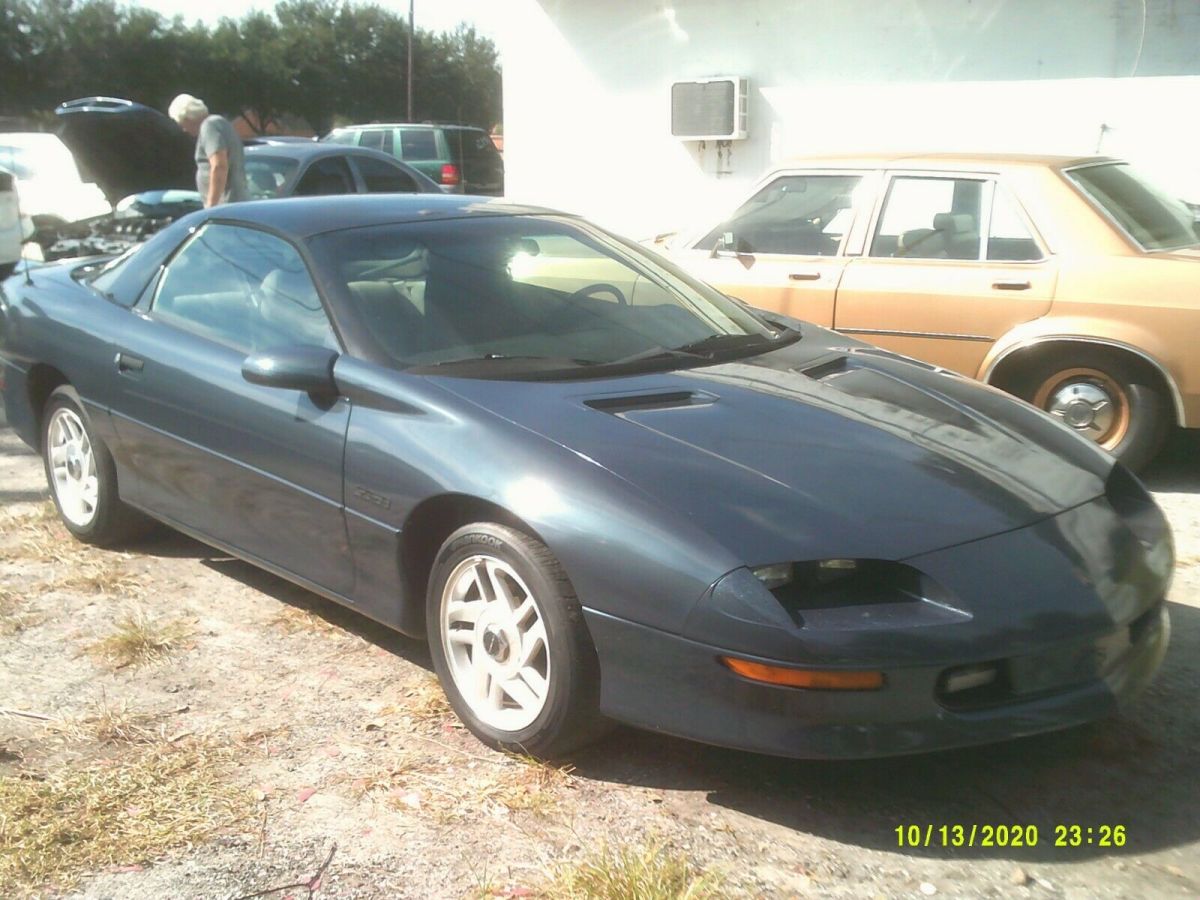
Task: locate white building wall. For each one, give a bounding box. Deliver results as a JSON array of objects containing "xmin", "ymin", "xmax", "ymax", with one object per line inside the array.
[{"xmin": 497, "ymin": 0, "xmax": 1200, "ymax": 238}]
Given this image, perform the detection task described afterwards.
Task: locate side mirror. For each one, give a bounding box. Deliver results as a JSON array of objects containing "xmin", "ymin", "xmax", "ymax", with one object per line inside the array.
[{"xmin": 242, "ymin": 345, "xmax": 339, "ymax": 394}]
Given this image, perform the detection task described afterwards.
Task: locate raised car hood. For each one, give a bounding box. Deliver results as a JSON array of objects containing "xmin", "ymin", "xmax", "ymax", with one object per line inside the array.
[
  {"xmin": 55, "ymin": 98, "xmax": 195, "ymax": 203},
  {"xmin": 436, "ymin": 331, "xmax": 1113, "ymax": 565}
]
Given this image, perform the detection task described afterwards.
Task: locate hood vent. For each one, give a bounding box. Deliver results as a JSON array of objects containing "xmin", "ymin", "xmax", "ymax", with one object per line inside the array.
[
  {"xmin": 585, "ymin": 390, "xmax": 714, "ymax": 414},
  {"xmin": 794, "ymin": 354, "xmax": 849, "ymax": 381}
]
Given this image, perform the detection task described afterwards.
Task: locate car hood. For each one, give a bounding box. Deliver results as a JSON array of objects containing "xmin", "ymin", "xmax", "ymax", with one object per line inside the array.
[
  {"xmin": 435, "ymin": 331, "xmax": 1113, "ymax": 565},
  {"xmin": 55, "ymin": 98, "xmax": 195, "ymax": 203}
]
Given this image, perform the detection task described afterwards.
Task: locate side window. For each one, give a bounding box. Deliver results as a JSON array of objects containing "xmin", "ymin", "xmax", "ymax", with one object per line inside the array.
[
  {"xmin": 698, "ymin": 174, "xmax": 863, "ymax": 256},
  {"xmin": 399, "ymin": 129, "xmax": 439, "ymax": 161},
  {"xmin": 358, "ymin": 128, "xmax": 393, "ymax": 154},
  {"xmin": 324, "ymin": 130, "xmax": 356, "ymax": 146},
  {"xmin": 353, "ymin": 156, "xmax": 418, "ymax": 194},
  {"xmin": 871, "ymin": 176, "xmax": 984, "ymax": 260},
  {"xmin": 987, "ymin": 187, "xmax": 1043, "ymax": 261},
  {"xmin": 152, "ymin": 223, "xmax": 338, "ymax": 352},
  {"xmin": 294, "ymin": 156, "xmax": 356, "ymax": 196}
]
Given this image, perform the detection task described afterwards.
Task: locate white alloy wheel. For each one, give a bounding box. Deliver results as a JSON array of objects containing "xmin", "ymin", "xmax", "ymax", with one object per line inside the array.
[
  {"xmin": 46, "ymin": 406, "xmax": 99, "ymax": 528},
  {"xmin": 439, "ymin": 554, "xmax": 551, "ymax": 732}
]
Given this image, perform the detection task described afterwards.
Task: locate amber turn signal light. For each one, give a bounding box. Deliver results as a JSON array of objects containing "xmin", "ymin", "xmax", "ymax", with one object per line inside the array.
[{"xmin": 721, "ymin": 657, "xmax": 884, "ymax": 690}]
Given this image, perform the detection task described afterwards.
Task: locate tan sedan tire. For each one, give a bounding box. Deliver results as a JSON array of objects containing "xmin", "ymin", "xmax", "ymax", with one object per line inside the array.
[{"xmin": 1019, "ymin": 351, "xmax": 1168, "ymax": 471}]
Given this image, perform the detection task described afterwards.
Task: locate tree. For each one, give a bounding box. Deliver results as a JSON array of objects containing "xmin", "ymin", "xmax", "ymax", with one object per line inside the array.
[{"xmin": 0, "ymin": 0, "xmax": 502, "ymax": 134}]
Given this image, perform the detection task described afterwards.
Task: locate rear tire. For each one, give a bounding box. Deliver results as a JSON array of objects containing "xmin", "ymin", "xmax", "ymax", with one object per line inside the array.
[
  {"xmin": 1016, "ymin": 349, "xmax": 1169, "ymax": 471},
  {"xmin": 426, "ymin": 522, "xmax": 606, "ymax": 758},
  {"xmin": 41, "ymin": 386, "xmax": 149, "ymax": 546}
]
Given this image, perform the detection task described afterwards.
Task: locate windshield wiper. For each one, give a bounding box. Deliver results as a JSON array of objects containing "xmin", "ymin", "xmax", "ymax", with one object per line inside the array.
[
  {"xmin": 423, "ymin": 354, "xmax": 598, "ymax": 369},
  {"xmin": 606, "ymin": 345, "xmax": 707, "ymax": 366}
]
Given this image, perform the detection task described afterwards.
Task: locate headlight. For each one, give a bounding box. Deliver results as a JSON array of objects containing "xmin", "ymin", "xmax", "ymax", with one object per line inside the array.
[
  {"xmin": 753, "ymin": 559, "xmax": 859, "ymax": 590},
  {"xmin": 751, "ymin": 563, "xmax": 793, "ymax": 590},
  {"xmin": 751, "ymin": 559, "xmax": 959, "ymax": 625}
]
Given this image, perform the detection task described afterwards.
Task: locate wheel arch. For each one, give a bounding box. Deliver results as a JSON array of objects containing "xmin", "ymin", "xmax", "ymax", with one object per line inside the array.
[
  {"xmin": 25, "ymin": 363, "xmax": 71, "ymax": 450},
  {"xmin": 982, "ymin": 335, "xmax": 1183, "ymax": 428},
  {"xmin": 397, "ymin": 492, "xmax": 550, "ymax": 634}
]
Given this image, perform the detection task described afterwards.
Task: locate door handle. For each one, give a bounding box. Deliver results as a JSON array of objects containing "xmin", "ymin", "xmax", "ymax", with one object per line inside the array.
[
  {"xmin": 992, "ymin": 279, "xmax": 1031, "ymax": 291},
  {"xmin": 789, "ymin": 271, "xmax": 821, "ymax": 281},
  {"xmin": 115, "ymin": 351, "xmax": 144, "ymax": 374}
]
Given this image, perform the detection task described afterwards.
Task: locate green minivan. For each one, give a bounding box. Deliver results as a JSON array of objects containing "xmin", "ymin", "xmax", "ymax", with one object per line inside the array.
[{"xmin": 324, "ymin": 124, "xmax": 504, "ymax": 196}]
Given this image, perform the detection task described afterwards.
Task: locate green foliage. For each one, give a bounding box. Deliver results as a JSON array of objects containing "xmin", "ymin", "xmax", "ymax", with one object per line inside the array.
[{"xmin": 0, "ymin": 0, "xmax": 500, "ymax": 134}]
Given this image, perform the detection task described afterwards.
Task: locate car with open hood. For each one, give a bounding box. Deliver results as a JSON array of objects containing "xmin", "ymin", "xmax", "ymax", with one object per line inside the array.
[
  {"xmin": 24, "ymin": 99, "xmax": 441, "ymax": 261},
  {"xmin": 0, "ymin": 194, "xmax": 1171, "ymax": 759},
  {"xmin": 655, "ymin": 153, "xmax": 1200, "ymax": 471}
]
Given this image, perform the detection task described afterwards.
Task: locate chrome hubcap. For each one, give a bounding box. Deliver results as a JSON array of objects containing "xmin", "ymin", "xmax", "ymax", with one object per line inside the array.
[
  {"xmin": 1047, "ymin": 381, "xmax": 1114, "ymax": 438},
  {"xmin": 440, "ymin": 555, "xmax": 550, "ymax": 732},
  {"xmin": 47, "ymin": 408, "xmax": 99, "ymax": 528}
]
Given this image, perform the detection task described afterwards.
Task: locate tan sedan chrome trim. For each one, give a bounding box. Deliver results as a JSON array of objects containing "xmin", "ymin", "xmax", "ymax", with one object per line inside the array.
[
  {"xmin": 982, "ymin": 335, "xmax": 1186, "ymax": 424},
  {"xmin": 840, "ymin": 328, "xmax": 993, "ymax": 342}
]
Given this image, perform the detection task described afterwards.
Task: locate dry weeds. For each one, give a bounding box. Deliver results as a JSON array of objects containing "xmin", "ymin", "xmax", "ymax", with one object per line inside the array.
[
  {"xmin": 268, "ymin": 603, "xmax": 343, "ymax": 637},
  {"xmin": 88, "ymin": 608, "xmax": 193, "ymax": 669},
  {"xmin": 51, "ymin": 699, "xmax": 167, "ymax": 746},
  {"xmin": 401, "ymin": 674, "xmax": 453, "ymax": 725},
  {"xmin": 549, "ymin": 838, "xmax": 726, "ymax": 900},
  {"xmin": 47, "ymin": 562, "xmax": 146, "ymax": 599},
  {"xmin": 0, "ymin": 735, "xmax": 252, "ymax": 892}
]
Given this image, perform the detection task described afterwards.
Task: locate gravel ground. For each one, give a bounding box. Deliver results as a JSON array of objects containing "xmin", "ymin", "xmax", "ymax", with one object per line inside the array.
[{"xmin": 1, "ymin": 404, "xmax": 1197, "ymax": 900}]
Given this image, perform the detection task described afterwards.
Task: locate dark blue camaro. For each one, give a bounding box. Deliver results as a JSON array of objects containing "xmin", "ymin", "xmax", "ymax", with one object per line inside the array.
[{"xmin": 0, "ymin": 195, "xmax": 1172, "ymax": 757}]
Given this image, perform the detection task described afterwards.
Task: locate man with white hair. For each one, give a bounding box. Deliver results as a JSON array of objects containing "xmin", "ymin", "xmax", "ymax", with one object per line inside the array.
[{"xmin": 168, "ymin": 93, "xmax": 248, "ymax": 207}]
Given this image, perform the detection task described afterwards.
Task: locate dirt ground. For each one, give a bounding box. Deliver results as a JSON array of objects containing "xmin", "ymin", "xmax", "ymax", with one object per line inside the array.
[{"xmin": 1, "ymin": 405, "xmax": 1198, "ymax": 900}]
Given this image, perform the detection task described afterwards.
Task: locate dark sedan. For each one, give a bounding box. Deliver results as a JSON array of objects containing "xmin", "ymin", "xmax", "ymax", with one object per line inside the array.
[
  {"xmin": 243, "ymin": 143, "xmax": 442, "ymax": 199},
  {"xmin": 0, "ymin": 195, "xmax": 1172, "ymax": 758}
]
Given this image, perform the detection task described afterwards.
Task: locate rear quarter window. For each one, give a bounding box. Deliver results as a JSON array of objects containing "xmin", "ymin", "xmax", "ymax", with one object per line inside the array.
[{"xmin": 399, "ymin": 129, "xmax": 440, "ymax": 161}]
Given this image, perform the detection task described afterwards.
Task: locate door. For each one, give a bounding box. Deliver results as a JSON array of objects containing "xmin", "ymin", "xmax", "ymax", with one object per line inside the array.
[
  {"xmin": 676, "ymin": 171, "xmax": 871, "ymax": 327},
  {"xmin": 835, "ymin": 172, "xmax": 1055, "ymax": 377},
  {"xmin": 107, "ymin": 222, "xmax": 355, "ymax": 595}
]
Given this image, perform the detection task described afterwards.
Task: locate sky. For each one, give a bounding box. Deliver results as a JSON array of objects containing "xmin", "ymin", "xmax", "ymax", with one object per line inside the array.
[{"xmin": 128, "ymin": 0, "xmax": 500, "ymax": 39}]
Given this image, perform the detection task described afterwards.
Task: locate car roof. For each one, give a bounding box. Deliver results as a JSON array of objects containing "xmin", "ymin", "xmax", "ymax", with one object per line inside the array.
[
  {"xmin": 331, "ymin": 123, "xmax": 487, "ymax": 133},
  {"xmin": 245, "ymin": 143, "xmax": 395, "ymax": 162},
  {"xmin": 769, "ymin": 152, "xmax": 1120, "ymax": 172},
  {"xmin": 204, "ymin": 193, "xmax": 571, "ymax": 238}
]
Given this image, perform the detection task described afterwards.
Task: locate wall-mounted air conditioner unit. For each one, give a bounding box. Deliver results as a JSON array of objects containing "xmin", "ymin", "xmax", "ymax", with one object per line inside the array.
[{"xmin": 670, "ymin": 76, "xmax": 748, "ymax": 141}]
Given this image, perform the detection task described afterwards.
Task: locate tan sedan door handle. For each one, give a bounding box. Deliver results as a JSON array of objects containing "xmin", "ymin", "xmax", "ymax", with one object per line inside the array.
[
  {"xmin": 789, "ymin": 271, "xmax": 821, "ymax": 281},
  {"xmin": 992, "ymin": 279, "xmax": 1032, "ymax": 291}
]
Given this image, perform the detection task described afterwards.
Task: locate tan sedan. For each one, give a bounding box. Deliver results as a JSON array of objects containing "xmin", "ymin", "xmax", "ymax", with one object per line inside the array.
[{"xmin": 658, "ymin": 153, "xmax": 1200, "ymax": 469}]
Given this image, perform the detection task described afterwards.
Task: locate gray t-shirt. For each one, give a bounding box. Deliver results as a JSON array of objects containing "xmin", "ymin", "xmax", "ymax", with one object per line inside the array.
[{"xmin": 194, "ymin": 115, "xmax": 248, "ymax": 205}]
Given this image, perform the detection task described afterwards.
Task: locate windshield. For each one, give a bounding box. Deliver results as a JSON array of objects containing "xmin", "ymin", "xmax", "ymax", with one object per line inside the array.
[
  {"xmin": 308, "ymin": 215, "xmax": 784, "ymax": 376},
  {"xmin": 1067, "ymin": 163, "xmax": 1199, "ymax": 252},
  {"xmin": 246, "ymin": 156, "xmax": 300, "ymax": 199}
]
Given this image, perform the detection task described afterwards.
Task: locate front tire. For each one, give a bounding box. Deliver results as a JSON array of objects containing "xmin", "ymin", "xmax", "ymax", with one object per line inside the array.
[
  {"xmin": 41, "ymin": 386, "xmax": 147, "ymax": 546},
  {"xmin": 426, "ymin": 522, "xmax": 604, "ymax": 757},
  {"xmin": 1017, "ymin": 350, "xmax": 1169, "ymax": 471}
]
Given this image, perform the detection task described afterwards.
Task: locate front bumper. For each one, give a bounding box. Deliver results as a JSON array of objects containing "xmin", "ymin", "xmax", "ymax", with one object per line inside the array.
[{"xmin": 584, "ymin": 601, "xmax": 1169, "ymax": 759}]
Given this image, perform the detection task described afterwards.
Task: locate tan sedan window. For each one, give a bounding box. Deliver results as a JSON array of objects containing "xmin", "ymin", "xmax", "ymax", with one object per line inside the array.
[
  {"xmin": 699, "ymin": 174, "xmax": 861, "ymax": 255},
  {"xmin": 987, "ymin": 187, "xmax": 1042, "ymax": 261},
  {"xmin": 871, "ymin": 176, "xmax": 984, "ymax": 260}
]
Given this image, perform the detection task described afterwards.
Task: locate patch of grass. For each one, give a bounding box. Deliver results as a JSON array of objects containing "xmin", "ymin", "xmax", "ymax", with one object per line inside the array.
[
  {"xmin": 52, "ymin": 700, "xmax": 163, "ymax": 746},
  {"xmin": 89, "ymin": 609, "xmax": 192, "ymax": 669},
  {"xmin": 48, "ymin": 563, "xmax": 146, "ymax": 599},
  {"xmin": 485, "ymin": 754, "xmax": 575, "ymax": 814},
  {"xmin": 347, "ymin": 750, "xmax": 424, "ymax": 799},
  {"xmin": 402, "ymin": 674, "xmax": 452, "ymax": 724},
  {"xmin": 550, "ymin": 839, "xmax": 725, "ymax": 900},
  {"xmin": 268, "ymin": 603, "xmax": 341, "ymax": 637},
  {"xmin": 0, "ymin": 587, "xmax": 43, "ymax": 636},
  {"xmin": 0, "ymin": 736, "xmax": 252, "ymax": 891}
]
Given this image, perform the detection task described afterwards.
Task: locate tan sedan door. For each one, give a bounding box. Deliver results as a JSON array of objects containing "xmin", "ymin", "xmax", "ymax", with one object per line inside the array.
[
  {"xmin": 834, "ymin": 172, "xmax": 1055, "ymax": 377},
  {"xmin": 674, "ymin": 171, "xmax": 873, "ymax": 328}
]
